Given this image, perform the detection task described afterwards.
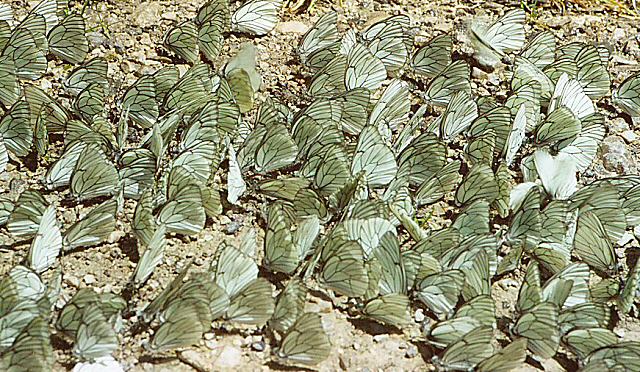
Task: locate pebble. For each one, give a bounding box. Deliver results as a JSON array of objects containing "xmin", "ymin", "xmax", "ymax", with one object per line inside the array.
[
  {"xmin": 500, "ymin": 278, "xmax": 519, "ymax": 288},
  {"xmin": 179, "ymin": 350, "xmax": 208, "ymax": 371},
  {"xmin": 606, "ymin": 117, "xmax": 630, "ymax": 133},
  {"xmin": 87, "ymin": 31, "xmax": 108, "ymax": 48},
  {"xmin": 405, "ymin": 345, "xmax": 419, "ymax": 359},
  {"xmin": 251, "ymin": 340, "xmax": 266, "ymax": 352},
  {"xmin": 133, "ymin": 2, "xmax": 162, "ymax": 27},
  {"xmin": 65, "ymin": 275, "xmax": 80, "ymax": 288},
  {"xmin": 83, "ymin": 274, "xmax": 96, "ymax": 285},
  {"xmin": 225, "ymin": 221, "xmax": 242, "ymax": 234},
  {"xmin": 600, "ymin": 136, "xmax": 636, "ymax": 174},
  {"xmin": 276, "ymin": 21, "xmax": 309, "ymax": 34},
  {"xmin": 618, "ymin": 231, "xmax": 635, "ymax": 246},
  {"xmin": 352, "ymin": 342, "xmax": 360, "ymax": 351},
  {"xmin": 216, "ymin": 346, "xmax": 242, "ymax": 368},
  {"xmin": 620, "ymin": 130, "xmax": 638, "ymax": 143},
  {"xmin": 373, "ymin": 334, "xmax": 389, "ymax": 343},
  {"xmin": 219, "ymin": 215, "xmax": 231, "ymax": 225},
  {"xmin": 162, "ymin": 11, "xmax": 177, "ymax": 21},
  {"xmin": 613, "ymin": 28, "xmax": 626, "ymax": 42},
  {"xmin": 615, "ymin": 328, "xmax": 625, "ymax": 338},
  {"xmin": 414, "ymin": 309, "xmax": 425, "ymax": 323},
  {"xmin": 205, "ymin": 338, "xmax": 218, "ymax": 350},
  {"xmin": 634, "ymin": 225, "xmax": 640, "ymax": 239}
]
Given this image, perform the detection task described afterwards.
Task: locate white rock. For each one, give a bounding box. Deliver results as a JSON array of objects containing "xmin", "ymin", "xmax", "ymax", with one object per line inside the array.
[
  {"xmin": 216, "ymin": 346, "xmax": 242, "ymax": 368},
  {"xmin": 83, "ymin": 274, "xmax": 96, "ymax": 285},
  {"xmin": 276, "ymin": 21, "xmax": 309, "ymax": 34},
  {"xmin": 73, "ymin": 356, "xmax": 124, "ymax": 372},
  {"xmin": 621, "ymin": 130, "xmax": 638, "ymax": 143},
  {"xmin": 618, "ymin": 231, "xmax": 635, "ymax": 246}
]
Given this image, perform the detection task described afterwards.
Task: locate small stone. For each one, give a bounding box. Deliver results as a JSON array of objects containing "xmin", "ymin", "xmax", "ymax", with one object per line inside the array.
[
  {"xmin": 87, "ymin": 32, "xmax": 108, "ymax": 48},
  {"xmin": 338, "ymin": 354, "xmax": 350, "ymax": 369},
  {"xmin": 405, "ymin": 345, "xmax": 419, "ymax": 359},
  {"xmin": 373, "ymin": 334, "xmax": 389, "ymax": 343},
  {"xmin": 471, "ymin": 67, "xmax": 488, "ymax": 80},
  {"xmin": 179, "ymin": 350, "xmax": 207, "ymax": 371},
  {"xmin": 251, "ymin": 340, "xmax": 265, "ymax": 351},
  {"xmin": 216, "ymin": 346, "xmax": 242, "ymax": 368},
  {"xmin": 620, "ymin": 130, "xmax": 638, "ymax": 143},
  {"xmin": 352, "ymin": 342, "xmax": 360, "ymax": 351},
  {"xmin": 65, "ymin": 275, "xmax": 80, "ymax": 288},
  {"xmin": 414, "ymin": 309, "xmax": 425, "ymax": 323},
  {"xmin": 83, "ymin": 274, "xmax": 96, "ymax": 285},
  {"xmin": 276, "ymin": 21, "xmax": 309, "ymax": 34},
  {"xmin": 120, "ymin": 61, "xmax": 133, "ymax": 74},
  {"xmin": 634, "ymin": 225, "xmax": 640, "ymax": 239},
  {"xmin": 226, "ymin": 221, "xmax": 242, "ymax": 234},
  {"xmin": 600, "ymin": 136, "xmax": 636, "ymax": 174},
  {"xmin": 618, "ymin": 231, "xmax": 635, "ymax": 246},
  {"xmin": 162, "ymin": 11, "xmax": 177, "ymax": 21},
  {"xmin": 205, "ymin": 338, "xmax": 218, "ymax": 350},
  {"xmin": 133, "ymin": 2, "xmax": 162, "ymax": 28},
  {"xmin": 606, "ymin": 117, "xmax": 630, "ymax": 133},
  {"xmin": 614, "ymin": 328, "xmax": 625, "ymax": 338},
  {"xmin": 108, "ymin": 230, "xmax": 125, "ymax": 244},
  {"xmin": 613, "ymin": 28, "xmax": 626, "ymax": 42},
  {"xmin": 219, "ymin": 215, "xmax": 231, "ymax": 225},
  {"xmin": 544, "ymin": 16, "xmax": 570, "ymax": 28}
]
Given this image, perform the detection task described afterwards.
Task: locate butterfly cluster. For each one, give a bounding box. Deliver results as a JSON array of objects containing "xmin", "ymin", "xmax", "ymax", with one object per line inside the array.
[{"xmin": 1, "ymin": 0, "xmax": 640, "ymax": 370}]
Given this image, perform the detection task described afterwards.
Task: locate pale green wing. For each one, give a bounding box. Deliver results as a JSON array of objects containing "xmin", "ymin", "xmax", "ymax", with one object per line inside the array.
[
  {"xmin": 360, "ymin": 15, "xmax": 410, "ymax": 72},
  {"xmin": 225, "ymin": 277, "xmax": 274, "ymax": 326},
  {"xmin": 0, "ymin": 100, "xmax": 32, "ymax": 157},
  {"xmin": 512, "ymin": 301, "xmax": 560, "ymax": 359},
  {"xmin": 573, "ymin": 210, "xmax": 617, "ymax": 276},
  {"xmin": 27, "ymin": 205, "xmax": 62, "ymax": 274},
  {"xmin": 211, "ymin": 243, "xmax": 259, "ymax": 298},
  {"xmin": 564, "ymin": 328, "xmax": 618, "ymax": 361},
  {"xmin": 64, "ymin": 57, "xmax": 108, "ymax": 95},
  {"xmin": 369, "ymin": 79, "xmax": 410, "ymax": 136},
  {"xmin": 320, "ymin": 240, "xmax": 369, "ymax": 298},
  {"xmin": 416, "ymin": 269, "xmax": 464, "ymax": 319},
  {"xmin": 344, "ymin": 42, "xmax": 387, "ymax": 91},
  {"xmin": 362, "ymin": 293, "xmax": 411, "ymax": 328},
  {"xmin": 519, "ymin": 31, "xmax": 556, "ymax": 69},
  {"xmin": 270, "ymin": 278, "xmax": 307, "ymax": 334},
  {"xmin": 414, "ymin": 160, "xmax": 461, "ymax": 205},
  {"xmin": 434, "ymin": 325, "xmax": 494, "ymax": 371},
  {"xmin": 157, "ymin": 166, "xmax": 206, "ymax": 235},
  {"xmin": 231, "ymin": 0, "xmax": 282, "ymax": 36},
  {"xmin": 455, "ymin": 163, "xmax": 498, "ymax": 206},
  {"xmin": 151, "ymin": 298, "xmax": 209, "ymax": 352},
  {"xmin": 163, "ymin": 20, "xmax": 198, "ymax": 63},
  {"xmin": 72, "ymin": 306, "xmax": 118, "ymax": 361},
  {"xmin": 63, "ymin": 198, "xmax": 117, "ymax": 251},
  {"xmin": 47, "ymin": 13, "xmax": 88, "ymax": 64},
  {"xmin": 264, "ymin": 203, "xmax": 299, "ymax": 274},
  {"xmin": 351, "ymin": 125, "xmax": 397, "ymax": 188},
  {"xmin": 122, "ymin": 75, "xmax": 158, "ymax": 128},
  {"xmin": 133, "ymin": 225, "xmax": 166, "ymax": 287},
  {"xmin": 6, "ymin": 189, "xmax": 48, "ymax": 238},
  {"xmin": 516, "ymin": 262, "xmax": 541, "ymax": 314},
  {"xmin": 297, "ymin": 11, "xmax": 339, "ymax": 67},
  {"xmin": 410, "ymin": 34, "xmax": 452, "ymax": 78},
  {"xmin": 476, "ymin": 338, "xmax": 528, "ymax": 372},
  {"xmin": 424, "ymin": 60, "xmax": 471, "ymax": 107},
  {"xmin": 613, "ymin": 72, "xmax": 640, "ymax": 117},
  {"xmin": 275, "ymin": 312, "xmax": 331, "ymax": 367},
  {"xmin": 70, "ymin": 143, "xmax": 119, "ymax": 201}
]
